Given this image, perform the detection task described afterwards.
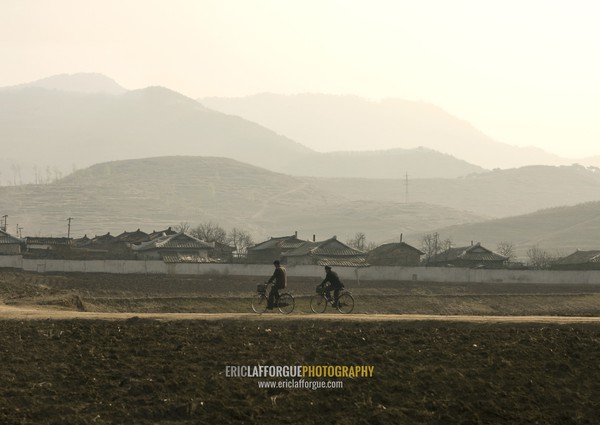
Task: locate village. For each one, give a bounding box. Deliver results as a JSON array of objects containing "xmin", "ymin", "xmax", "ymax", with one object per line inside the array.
[{"xmin": 0, "ymin": 224, "xmax": 596, "ymax": 271}]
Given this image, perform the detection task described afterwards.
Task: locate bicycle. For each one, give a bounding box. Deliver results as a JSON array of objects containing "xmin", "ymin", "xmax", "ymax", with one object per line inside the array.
[
  {"xmin": 251, "ymin": 282, "xmax": 295, "ymax": 314},
  {"xmin": 310, "ymin": 285, "xmax": 355, "ymax": 314}
]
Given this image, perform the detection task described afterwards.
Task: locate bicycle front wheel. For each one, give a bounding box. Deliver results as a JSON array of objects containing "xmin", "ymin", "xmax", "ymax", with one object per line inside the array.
[
  {"xmin": 336, "ymin": 292, "xmax": 355, "ymax": 314},
  {"xmin": 310, "ymin": 294, "xmax": 327, "ymax": 313},
  {"xmin": 277, "ymin": 293, "xmax": 295, "ymax": 314},
  {"xmin": 251, "ymin": 293, "xmax": 268, "ymax": 314}
]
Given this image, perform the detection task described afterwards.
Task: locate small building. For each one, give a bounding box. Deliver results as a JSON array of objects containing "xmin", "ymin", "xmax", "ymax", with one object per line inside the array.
[
  {"xmin": 282, "ymin": 236, "xmax": 368, "ymax": 267},
  {"xmin": 25, "ymin": 237, "xmax": 72, "ymax": 257},
  {"xmin": 0, "ymin": 229, "xmax": 24, "ymax": 255},
  {"xmin": 115, "ymin": 229, "xmax": 150, "ymax": 244},
  {"xmin": 428, "ymin": 242, "xmax": 508, "ymax": 268},
  {"xmin": 132, "ymin": 232, "xmax": 215, "ymax": 261},
  {"xmin": 246, "ymin": 234, "xmax": 306, "ymax": 264},
  {"xmin": 551, "ymin": 250, "xmax": 600, "ymax": 270},
  {"xmin": 84, "ymin": 232, "xmax": 133, "ymax": 258},
  {"xmin": 89, "ymin": 232, "xmax": 116, "ymax": 248},
  {"xmin": 367, "ymin": 242, "xmax": 424, "ymax": 266},
  {"xmin": 148, "ymin": 227, "xmax": 177, "ymax": 240}
]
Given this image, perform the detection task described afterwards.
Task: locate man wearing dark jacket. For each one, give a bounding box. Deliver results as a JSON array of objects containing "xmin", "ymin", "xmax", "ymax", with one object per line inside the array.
[
  {"xmin": 319, "ymin": 265, "xmax": 344, "ymax": 306},
  {"xmin": 267, "ymin": 260, "xmax": 287, "ymax": 309}
]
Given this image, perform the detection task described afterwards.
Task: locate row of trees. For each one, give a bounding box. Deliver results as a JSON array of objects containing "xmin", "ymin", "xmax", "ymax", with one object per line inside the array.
[{"xmin": 175, "ymin": 221, "xmax": 254, "ymax": 255}]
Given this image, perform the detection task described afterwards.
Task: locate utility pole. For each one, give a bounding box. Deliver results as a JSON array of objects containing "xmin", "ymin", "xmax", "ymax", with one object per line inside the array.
[{"xmin": 67, "ymin": 217, "xmax": 73, "ymax": 239}]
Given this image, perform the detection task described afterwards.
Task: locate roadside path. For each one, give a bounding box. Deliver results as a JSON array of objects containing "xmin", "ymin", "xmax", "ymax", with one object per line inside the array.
[{"xmin": 1, "ymin": 304, "xmax": 599, "ymax": 324}]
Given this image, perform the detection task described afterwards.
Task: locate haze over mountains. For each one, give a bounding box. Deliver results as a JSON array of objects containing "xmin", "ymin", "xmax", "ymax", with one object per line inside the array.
[
  {"xmin": 2, "ymin": 73, "xmax": 600, "ymax": 258},
  {"xmin": 0, "ymin": 81, "xmax": 310, "ymax": 184},
  {"xmin": 3, "ymin": 73, "xmax": 595, "ymax": 184},
  {"xmin": 200, "ymin": 93, "xmax": 590, "ymax": 169}
]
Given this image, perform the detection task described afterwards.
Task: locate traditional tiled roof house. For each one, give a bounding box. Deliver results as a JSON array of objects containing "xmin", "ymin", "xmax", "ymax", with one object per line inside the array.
[
  {"xmin": 282, "ymin": 236, "xmax": 368, "ymax": 267},
  {"xmin": 148, "ymin": 227, "xmax": 177, "ymax": 240},
  {"xmin": 246, "ymin": 234, "xmax": 306, "ymax": 264},
  {"xmin": 25, "ymin": 237, "xmax": 72, "ymax": 257},
  {"xmin": 0, "ymin": 229, "xmax": 24, "ymax": 255},
  {"xmin": 551, "ymin": 250, "xmax": 600, "ymax": 270},
  {"xmin": 367, "ymin": 242, "xmax": 424, "ymax": 266},
  {"xmin": 428, "ymin": 242, "xmax": 508, "ymax": 268},
  {"xmin": 132, "ymin": 232, "xmax": 215, "ymax": 261},
  {"xmin": 115, "ymin": 229, "xmax": 150, "ymax": 244}
]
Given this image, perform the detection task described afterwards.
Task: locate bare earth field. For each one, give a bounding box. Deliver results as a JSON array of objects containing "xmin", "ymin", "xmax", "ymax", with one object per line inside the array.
[{"xmin": 1, "ymin": 270, "xmax": 600, "ymax": 424}]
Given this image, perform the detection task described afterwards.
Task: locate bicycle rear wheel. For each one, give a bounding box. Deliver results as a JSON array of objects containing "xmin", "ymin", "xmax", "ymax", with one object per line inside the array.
[
  {"xmin": 251, "ymin": 293, "xmax": 268, "ymax": 314},
  {"xmin": 277, "ymin": 293, "xmax": 295, "ymax": 314},
  {"xmin": 336, "ymin": 292, "xmax": 355, "ymax": 314},
  {"xmin": 310, "ymin": 294, "xmax": 328, "ymax": 313}
]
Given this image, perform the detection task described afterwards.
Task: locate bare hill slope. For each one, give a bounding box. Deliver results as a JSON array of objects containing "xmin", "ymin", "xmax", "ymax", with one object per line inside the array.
[{"xmin": 0, "ymin": 156, "xmax": 484, "ymax": 241}]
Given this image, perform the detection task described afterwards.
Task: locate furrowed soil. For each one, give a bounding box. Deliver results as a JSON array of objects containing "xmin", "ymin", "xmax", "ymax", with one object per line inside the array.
[{"xmin": 1, "ymin": 270, "xmax": 600, "ymax": 424}]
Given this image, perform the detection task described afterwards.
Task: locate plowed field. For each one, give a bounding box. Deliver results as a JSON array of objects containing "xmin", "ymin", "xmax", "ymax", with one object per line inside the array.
[{"xmin": 1, "ymin": 270, "xmax": 599, "ymax": 424}]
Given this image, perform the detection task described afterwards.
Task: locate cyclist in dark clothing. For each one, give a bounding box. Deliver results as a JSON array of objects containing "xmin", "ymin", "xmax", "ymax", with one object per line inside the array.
[
  {"xmin": 267, "ymin": 260, "xmax": 287, "ymax": 309},
  {"xmin": 319, "ymin": 265, "xmax": 344, "ymax": 306}
]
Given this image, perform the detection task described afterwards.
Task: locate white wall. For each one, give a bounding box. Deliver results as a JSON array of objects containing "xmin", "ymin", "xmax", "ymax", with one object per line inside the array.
[{"xmin": 2, "ymin": 256, "xmax": 600, "ymax": 284}]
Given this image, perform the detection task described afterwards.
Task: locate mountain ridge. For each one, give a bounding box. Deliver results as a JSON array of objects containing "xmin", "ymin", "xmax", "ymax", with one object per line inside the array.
[
  {"xmin": 199, "ymin": 93, "xmax": 578, "ymax": 169},
  {"xmin": 0, "ymin": 78, "xmax": 486, "ymax": 184},
  {"xmin": 1, "ymin": 72, "xmax": 127, "ymax": 95},
  {"xmin": 0, "ymin": 156, "xmax": 487, "ymax": 242}
]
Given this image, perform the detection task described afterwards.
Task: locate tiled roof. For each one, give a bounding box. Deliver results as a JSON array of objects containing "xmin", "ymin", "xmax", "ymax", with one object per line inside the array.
[
  {"xmin": 149, "ymin": 227, "xmax": 177, "ymax": 240},
  {"xmin": 115, "ymin": 229, "xmax": 150, "ymax": 243},
  {"xmin": 285, "ymin": 237, "xmax": 363, "ymax": 257},
  {"xmin": 431, "ymin": 243, "xmax": 507, "ymax": 263},
  {"xmin": 249, "ymin": 235, "xmax": 305, "ymax": 251},
  {"xmin": 369, "ymin": 242, "xmax": 424, "ymax": 256},
  {"xmin": 134, "ymin": 232, "xmax": 214, "ymax": 251},
  {"xmin": 554, "ymin": 250, "xmax": 600, "ymax": 265},
  {"xmin": 92, "ymin": 232, "xmax": 115, "ymax": 242},
  {"xmin": 26, "ymin": 237, "xmax": 72, "ymax": 245},
  {"xmin": 162, "ymin": 254, "xmax": 222, "ymax": 263},
  {"xmin": 0, "ymin": 230, "xmax": 24, "ymax": 245},
  {"xmin": 317, "ymin": 258, "xmax": 369, "ymax": 267}
]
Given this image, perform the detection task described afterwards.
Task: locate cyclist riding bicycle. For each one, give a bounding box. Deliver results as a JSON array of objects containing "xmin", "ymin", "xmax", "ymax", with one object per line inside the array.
[
  {"xmin": 267, "ymin": 260, "xmax": 287, "ymax": 309},
  {"xmin": 318, "ymin": 265, "xmax": 344, "ymax": 307}
]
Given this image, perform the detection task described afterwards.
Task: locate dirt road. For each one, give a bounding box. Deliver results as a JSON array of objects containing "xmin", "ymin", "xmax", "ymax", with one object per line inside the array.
[{"xmin": 2, "ymin": 303, "xmax": 599, "ymax": 324}]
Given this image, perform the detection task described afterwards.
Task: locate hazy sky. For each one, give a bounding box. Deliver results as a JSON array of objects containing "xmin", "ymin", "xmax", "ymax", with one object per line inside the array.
[{"xmin": 2, "ymin": 0, "xmax": 599, "ymax": 158}]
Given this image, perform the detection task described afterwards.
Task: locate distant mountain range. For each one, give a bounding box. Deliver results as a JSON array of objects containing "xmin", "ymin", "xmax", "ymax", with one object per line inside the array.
[
  {"xmin": 0, "ymin": 73, "xmax": 485, "ymax": 183},
  {"xmin": 200, "ymin": 93, "xmax": 593, "ymax": 169},
  {"xmin": 302, "ymin": 164, "xmax": 600, "ymax": 218},
  {"xmin": 0, "ymin": 83, "xmax": 310, "ymax": 183}
]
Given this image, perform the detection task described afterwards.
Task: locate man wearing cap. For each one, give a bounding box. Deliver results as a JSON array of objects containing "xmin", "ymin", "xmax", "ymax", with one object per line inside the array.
[
  {"xmin": 319, "ymin": 265, "xmax": 344, "ymax": 307},
  {"xmin": 267, "ymin": 260, "xmax": 287, "ymax": 309}
]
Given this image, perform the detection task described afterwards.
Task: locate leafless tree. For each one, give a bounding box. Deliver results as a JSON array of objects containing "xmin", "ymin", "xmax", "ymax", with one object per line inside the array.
[
  {"xmin": 174, "ymin": 222, "xmax": 190, "ymax": 233},
  {"xmin": 526, "ymin": 245, "xmax": 556, "ymax": 269},
  {"xmin": 346, "ymin": 232, "xmax": 377, "ymax": 252},
  {"xmin": 496, "ymin": 241, "xmax": 516, "ymax": 261},
  {"xmin": 191, "ymin": 221, "xmax": 227, "ymax": 244},
  {"xmin": 421, "ymin": 233, "xmax": 453, "ymax": 264},
  {"xmin": 228, "ymin": 227, "xmax": 254, "ymax": 255}
]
